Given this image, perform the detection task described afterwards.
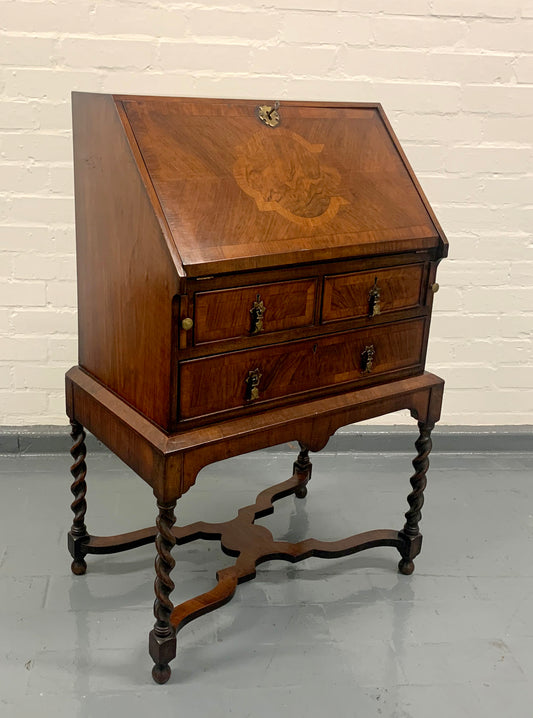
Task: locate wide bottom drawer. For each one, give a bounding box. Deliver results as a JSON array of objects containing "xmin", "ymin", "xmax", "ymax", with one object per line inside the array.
[{"xmin": 178, "ymin": 318, "xmax": 425, "ymax": 420}]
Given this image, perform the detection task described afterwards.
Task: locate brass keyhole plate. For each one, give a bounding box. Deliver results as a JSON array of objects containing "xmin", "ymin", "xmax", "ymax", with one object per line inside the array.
[{"xmin": 256, "ymin": 103, "xmax": 280, "ymax": 128}]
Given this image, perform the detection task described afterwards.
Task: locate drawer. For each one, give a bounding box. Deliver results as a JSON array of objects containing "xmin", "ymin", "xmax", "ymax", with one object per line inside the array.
[
  {"xmin": 322, "ymin": 264, "xmax": 425, "ymax": 323},
  {"xmin": 194, "ymin": 278, "xmax": 317, "ymax": 344},
  {"xmin": 179, "ymin": 318, "xmax": 425, "ymax": 420}
]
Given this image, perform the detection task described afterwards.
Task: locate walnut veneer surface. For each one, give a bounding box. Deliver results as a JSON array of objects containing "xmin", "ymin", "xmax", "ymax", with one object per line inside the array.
[{"xmin": 67, "ymin": 93, "xmax": 447, "ymax": 684}]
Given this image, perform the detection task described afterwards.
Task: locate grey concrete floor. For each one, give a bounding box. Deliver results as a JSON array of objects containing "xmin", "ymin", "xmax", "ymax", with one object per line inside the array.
[{"xmin": 1, "ymin": 445, "xmax": 532, "ymax": 718}]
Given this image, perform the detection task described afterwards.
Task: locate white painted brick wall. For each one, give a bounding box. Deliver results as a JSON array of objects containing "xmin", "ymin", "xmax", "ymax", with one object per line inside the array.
[{"xmin": 0, "ymin": 1, "xmax": 532, "ymax": 426}]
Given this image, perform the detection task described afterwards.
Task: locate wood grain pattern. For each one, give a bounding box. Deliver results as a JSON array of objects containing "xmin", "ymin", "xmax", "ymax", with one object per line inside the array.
[
  {"xmin": 121, "ymin": 98, "xmax": 442, "ymax": 276},
  {"xmin": 194, "ymin": 277, "xmax": 316, "ymax": 344},
  {"xmin": 72, "ymin": 92, "xmax": 180, "ymax": 429},
  {"xmin": 322, "ymin": 263, "xmax": 425, "ymax": 323},
  {"xmin": 233, "ymin": 128, "xmax": 348, "ymax": 228},
  {"xmin": 178, "ymin": 318, "xmax": 426, "ymax": 420},
  {"xmin": 175, "ymin": 251, "xmax": 436, "ymax": 364},
  {"xmin": 376, "ymin": 105, "xmax": 448, "ymax": 261}
]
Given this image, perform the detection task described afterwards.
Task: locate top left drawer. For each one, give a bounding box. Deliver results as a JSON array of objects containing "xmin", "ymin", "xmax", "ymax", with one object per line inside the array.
[{"xmin": 194, "ymin": 278, "xmax": 317, "ymax": 344}]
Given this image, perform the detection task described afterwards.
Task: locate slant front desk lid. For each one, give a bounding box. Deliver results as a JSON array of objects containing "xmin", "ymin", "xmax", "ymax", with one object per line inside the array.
[{"xmin": 117, "ymin": 96, "xmax": 446, "ymax": 276}]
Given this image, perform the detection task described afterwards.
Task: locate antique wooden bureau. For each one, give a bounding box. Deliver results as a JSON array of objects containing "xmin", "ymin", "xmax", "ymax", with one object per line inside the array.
[{"xmin": 66, "ymin": 93, "xmax": 447, "ymax": 683}]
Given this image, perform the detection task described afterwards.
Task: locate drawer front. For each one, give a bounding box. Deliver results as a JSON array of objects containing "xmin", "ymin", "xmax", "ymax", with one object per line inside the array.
[
  {"xmin": 194, "ymin": 278, "xmax": 317, "ymax": 344},
  {"xmin": 322, "ymin": 264, "xmax": 425, "ymax": 323},
  {"xmin": 179, "ymin": 318, "xmax": 425, "ymax": 420}
]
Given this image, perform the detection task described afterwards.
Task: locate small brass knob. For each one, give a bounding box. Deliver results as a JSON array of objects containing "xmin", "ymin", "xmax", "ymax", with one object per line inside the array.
[
  {"xmin": 181, "ymin": 317, "xmax": 194, "ymax": 331},
  {"xmin": 431, "ymin": 283, "xmax": 440, "ymax": 293}
]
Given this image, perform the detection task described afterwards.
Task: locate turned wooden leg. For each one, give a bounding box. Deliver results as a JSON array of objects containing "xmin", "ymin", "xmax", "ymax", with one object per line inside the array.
[
  {"xmin": 398, "ymin": 421, "xmax": 434, "ymax": 575},
  {"xmin": 68, "ymin": 420, "xmax": 90, "ymax": 575},
  {"xmin": 293, "ymin": 442, "xmax": 312, "ymax": 499},
  {"xmin": 149, "ymin": 500, "xmax": 177, "ymax": 684}
]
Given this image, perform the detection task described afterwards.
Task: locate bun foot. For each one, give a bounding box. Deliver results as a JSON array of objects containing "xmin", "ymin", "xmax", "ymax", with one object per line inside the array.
[
  {"xmin": 295, "ymin": 484, "xmax": 308, "ymax": 499},
  {"xmin": 71, "ymin": 558, "xmax": 87, "ymax": 575},
  {"xmin": 152, "ymin": 663, "xmax": 171, "ymax": 684},
  {"xmin": 398, "ymin": 559, "xmax": 415, "ymax": 575}
]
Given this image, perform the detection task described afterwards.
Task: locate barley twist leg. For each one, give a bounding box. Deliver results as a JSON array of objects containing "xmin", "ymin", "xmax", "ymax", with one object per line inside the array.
[
  {"xmin": 68, "ymin": 420, "xmax": 89, "ymax": 575},
  {"xmin": 149, "ymin": 500, "xmax": 177, "ymax": 684},
  {"xmin": 293, "ymin": 442, "xmax": 312, "ymax": 499},
  {"xmin": 398, "ymin": 421, "xmax": 434, "ymax": 575}
]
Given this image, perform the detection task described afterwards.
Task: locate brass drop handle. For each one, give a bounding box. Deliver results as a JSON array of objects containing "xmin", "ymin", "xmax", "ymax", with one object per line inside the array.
[
  {"xmin": 368, "ymin": 277, "xmax": 381, "ymax": 317},
  {"xmin": 181, "ymin": 317, "xmax": 194, "ymax": 331},
  {"xmin": 250, "ymin": 294, "xmax": 266, "ymax": 335},
  {"xmin": 244, "ymin": 367, "xmax": 262, "ymax": 402},
  {"xmin": 361, "ymin": 344, "xmax": 376, "ymax": 374}
]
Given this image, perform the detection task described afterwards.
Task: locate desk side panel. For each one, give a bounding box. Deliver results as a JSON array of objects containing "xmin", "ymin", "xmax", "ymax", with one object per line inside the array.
[{"xmin": 72, "ymin": 92, "xmax": 180, "ymax": 429}]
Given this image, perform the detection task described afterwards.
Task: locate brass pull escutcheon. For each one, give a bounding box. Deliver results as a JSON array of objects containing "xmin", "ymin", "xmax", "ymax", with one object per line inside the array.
[
  {"xmin": 256, "ymin": 102, "xmax": 280, "ymax": 128},
  {"xmin": 250, "ymin": 294, "xmax": 266, "ymax": 335},
  {"xmin": 361, "ymin": 344, "xmax": 376, "ymax": 374},
  {"xmin": 245, "ymin": 367, "xmax": 262, "ymax": 402},
  {"xmin": 368, "ymin": 277, "xmax": 381, "ymax": 317}
]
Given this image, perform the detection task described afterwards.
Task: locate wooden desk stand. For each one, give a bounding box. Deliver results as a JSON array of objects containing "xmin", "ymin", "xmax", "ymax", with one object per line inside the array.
[
  {"xmin": 68, "ymin": 93, "xmax": 448, "ymax": 684},
  {"xmin": 66, "ymin": 367, "xmax": 443, "ymax": 684}
]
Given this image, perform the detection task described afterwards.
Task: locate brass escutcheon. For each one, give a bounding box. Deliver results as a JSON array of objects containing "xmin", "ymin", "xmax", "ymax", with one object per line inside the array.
[
  {"xmin": 245, "ymin": 367, "xmax": 262, "ymax": 402},
  {"xmin": 256, "ymin": 102, "xmax": 280, "ymax": 128}
]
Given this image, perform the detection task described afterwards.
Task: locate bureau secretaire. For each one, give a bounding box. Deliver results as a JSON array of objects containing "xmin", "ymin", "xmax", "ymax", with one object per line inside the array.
[{"xmin": 66, "ymin": 93, "xmax": 447, "ymax": 683}]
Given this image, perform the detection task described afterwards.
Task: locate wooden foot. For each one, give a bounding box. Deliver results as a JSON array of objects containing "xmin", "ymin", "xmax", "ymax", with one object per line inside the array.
[
  {"xmin": 70, "ymin": 557, "xmax": 87, "ymax": 575},
  {"xmin": 397, "ymin": 421, "xmax": 434, "ymax": 575},
  {"xmin": 398, "ymin": 559, "xmax": 415, "ymax": 575},
  {"xmin": 293, "ymin": 442, "xmax": 312, "ymax": 499},
  {"xmin": 149, "ymin": 628, "xmax": 175, "ymax": 684},
  {"xmin": 149, "ymin": 500, "xmax": 177, "ymax": 684},
  {"xmin": 152, "ymin": 662, "xmax": 171, "ymax": 685},
  {"xmin": 68, "ymin": 420, "xmax": 89, "ymax": 575},
  {"xmin": 294, "ymin": 484, "xmax": 308, "ymax": 499}
]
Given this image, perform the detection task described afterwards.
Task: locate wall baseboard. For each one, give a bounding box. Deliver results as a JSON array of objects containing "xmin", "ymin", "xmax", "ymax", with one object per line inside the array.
[{"xmin": 0, "ymin": 425, "xmax": 531, "ymax": 455}]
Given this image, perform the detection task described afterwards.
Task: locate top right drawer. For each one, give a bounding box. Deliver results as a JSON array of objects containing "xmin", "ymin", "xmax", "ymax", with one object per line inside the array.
[{"xmin": 322, "ymin": 263, "xmax": 426, "ymax": 323}]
